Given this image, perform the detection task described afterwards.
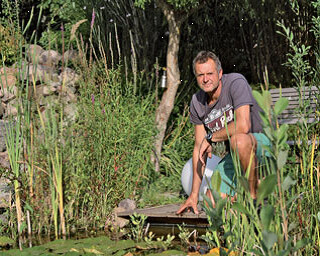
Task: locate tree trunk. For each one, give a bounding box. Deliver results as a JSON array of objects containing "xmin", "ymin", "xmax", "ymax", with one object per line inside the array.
[{"xmin": 153, "ymin": 0, "xmax": 182, "ymax": 172}]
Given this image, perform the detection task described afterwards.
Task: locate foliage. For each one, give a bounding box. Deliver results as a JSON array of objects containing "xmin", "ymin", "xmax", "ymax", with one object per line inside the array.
[
  {"xmin": 160, "ymin": 105, "xmax": 194, "ymax": 177},
  {"xmin": 138, "ymin": 175, "xmax": 184, "ymax": 208},
  {"xmin": 57, "ymin": 62, "xmax": 155, "ymax": 228},
  {"xmin": 36, "ymin": 0, "xmax": 87, "ymax": 49},
  {"xmin": 135, "ymin": 0, "xmax": 201, "ymax": 9},
  {"xmin": 129, "ymin": 213, "xmax": 148, "ymax": 242},
  {"xmin": 0, "ymin": 24, "xmax": 22, "ymax": 65},
  {"xmin": 0, "ymin": 1, "xmax": 23, "ymax": 65}
]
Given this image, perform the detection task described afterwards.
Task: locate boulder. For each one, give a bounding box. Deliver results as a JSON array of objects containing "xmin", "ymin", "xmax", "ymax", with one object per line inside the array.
[
  {"xmin": 118, "ymin": 199, "xmax": 136, "ymax": 211},
  {"xmin": 0, "ymin": 67, "xmax": 16, "ymax": 89},
  {"xmin": 0, "ymin": 178, "xmax": 11, "ymax": 208},
  {"xmin": 0, "ymin": 121, "xmax": 7, "ymax": 152},
  {"xmin": 0, "ymin": 152, "xmax": 10, "ymax": 169},
  {"xmin": 59, "ymin": 67, "xmax": 80, "ymax": 88},
  {"xmin": 105, "ymin": 199, "xmax": 136, "ymax": 229},
  {"xmin": 1, "ymin": 86, "xmax": 17, "ymax": 103},
  {"xmin": 5, "ymin": 99, "xmax": 18, "ymax": 116},
  {"xmin": 63, "ymin": 49, "xmax": 79, "ymax": 63},
  {"xmin": 25, "ymin": 44, "xmax": 45, "ymax": 64},
  {"xmin": 64, "ymin": 103, "xmax": 78, "ymax": 122},
  {"xmin": 39, "ymin": 50, "xmax": 62, "ymax": 67},
  {"xmin": 0, "ymin": 103, "xmax": 4, "ymax": 118}
]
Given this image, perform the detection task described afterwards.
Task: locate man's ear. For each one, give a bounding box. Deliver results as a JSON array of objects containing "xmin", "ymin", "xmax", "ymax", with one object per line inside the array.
[{"xmin": 219, "ymin": 69, "xmax": 223, "ymax": 80}]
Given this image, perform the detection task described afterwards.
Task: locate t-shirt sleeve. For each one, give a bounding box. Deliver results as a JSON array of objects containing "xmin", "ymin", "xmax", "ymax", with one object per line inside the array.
[
  {"xmin": 189, "ymin": 95, "xmax": 203, "ymax": 125},
  {"xmin": 230, "ymin": 76, "xmax": 254, "ymax": 110}
]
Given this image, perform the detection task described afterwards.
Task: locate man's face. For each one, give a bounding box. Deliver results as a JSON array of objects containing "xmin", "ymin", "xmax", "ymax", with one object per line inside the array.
[{"xmin": 195, "ymin": 58, "xmax": 222, "ymax": 93}]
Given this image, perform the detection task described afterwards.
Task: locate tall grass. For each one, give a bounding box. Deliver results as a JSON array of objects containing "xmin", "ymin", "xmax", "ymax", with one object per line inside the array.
[{"xmin": 0, "ymin": 2, "xmax": 157, "ymax": 240}]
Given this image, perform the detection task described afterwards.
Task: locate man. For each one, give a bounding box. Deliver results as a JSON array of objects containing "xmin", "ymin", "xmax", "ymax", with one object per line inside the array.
[{"xmin": 177, "ymin": 51, "xmax": 269, "ymax": 214}]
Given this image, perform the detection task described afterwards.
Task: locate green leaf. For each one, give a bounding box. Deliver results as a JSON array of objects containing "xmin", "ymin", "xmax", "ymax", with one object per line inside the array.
[
  {"xmin": 277, "ymin": 124, "xmax": 289, "ymax": 146},
  {"xmin": 317, "ymin": 211, "xmax": 320, "ymax": 221},
  {"xmin": 253, "ymin": 91, "xmax": 265, "ymax": 110},
  {"xmin": 277, "ymin": 150, "xmax": 288, "ymax": 169},
  {"xmin": 294, "ymin": 238, "xmax": 310, "ymax": 251},
  {"xmin": 257, "ymin": 174, "xmax": 277, "ymax": 205},
  {"xmin": 260, "ymin": 205, "xmax": 274, "ymax": 230},
  {"xmin": 262, "ymin": 230, "xmax": 278, "ymax": 250},
  {"xmin": 282, "ymin": 175, "xmax": 296, "ymax": 191},
  {"xmin": 260, "ymin": 113, "xmax": 270, "ymax": 127},
  {"xmin": 263, "ymin": 127, "xmax": 273, "ymax": 141},
  {"xmin": 274, "ymin": 98, "xmax": 289, "ymax": 116},
  {"xmin": 238, "ymin": 176, "xmax": 250, "ymax": 193},
  {"xmin": 211, "ymin": 171, "xmax": 221, "ymax": 193},
  {"xmin": 232, "ymin": 202, "xmax": 251, "ymax": 217}
]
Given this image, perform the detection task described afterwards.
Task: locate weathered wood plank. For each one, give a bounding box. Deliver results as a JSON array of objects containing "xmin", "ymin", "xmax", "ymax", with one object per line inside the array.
[
  {"xmin": 117, "ymin": 204, "xmax": 208, "ymax": 225},
  {"xmin": 269, "ymin": 86, "xmax": 319, "ymax": 125}
]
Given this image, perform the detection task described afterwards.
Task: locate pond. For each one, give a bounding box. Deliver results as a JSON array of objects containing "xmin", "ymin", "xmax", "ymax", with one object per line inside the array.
[{"xmin": 0, "ymin": 224, "xmax": 212, "ymax": 255}]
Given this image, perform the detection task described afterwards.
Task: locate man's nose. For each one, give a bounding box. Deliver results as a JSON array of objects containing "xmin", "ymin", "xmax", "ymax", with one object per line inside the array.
[{"xmin": 203, "ymin": 74, "xmax": 209, "ymax": 82}]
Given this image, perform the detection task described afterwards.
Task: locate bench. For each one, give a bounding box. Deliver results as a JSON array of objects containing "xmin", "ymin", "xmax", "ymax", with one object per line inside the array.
[{"xmin": 269, "ymin": 86, "xmax": 319, "ymax": 146}]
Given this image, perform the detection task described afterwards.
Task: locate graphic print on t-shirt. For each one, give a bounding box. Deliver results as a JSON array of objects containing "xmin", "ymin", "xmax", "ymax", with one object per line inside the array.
[{"xmin": 204, "ymin": 104, "xmax": 234, "ymax": 133}]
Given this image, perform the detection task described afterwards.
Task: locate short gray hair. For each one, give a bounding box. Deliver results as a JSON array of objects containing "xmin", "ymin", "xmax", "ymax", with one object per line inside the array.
[{"xmin": 192, "ymin": 51, "xmax": 222, "ymax": 75}]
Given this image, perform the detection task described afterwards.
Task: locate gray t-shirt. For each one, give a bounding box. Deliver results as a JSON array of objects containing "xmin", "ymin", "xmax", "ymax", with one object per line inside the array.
[{"xmin": 190, "ymin": 73, "xmax": 263, "ymax": 134}]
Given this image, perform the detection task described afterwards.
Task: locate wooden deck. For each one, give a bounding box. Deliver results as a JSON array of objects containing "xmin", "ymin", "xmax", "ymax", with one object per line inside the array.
[{"xmin": 117, "ymin": 203, "xmax": 208, "ymax": 226}]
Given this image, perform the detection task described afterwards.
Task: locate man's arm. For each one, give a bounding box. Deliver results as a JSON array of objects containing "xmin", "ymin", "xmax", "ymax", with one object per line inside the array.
[
  {"xmin": 176, "ymin": 124, "xmax": 209, "ymax": 215},
  {"xmin": 199, "ymin": 105, "xmax": 251, "ymax": 165}
]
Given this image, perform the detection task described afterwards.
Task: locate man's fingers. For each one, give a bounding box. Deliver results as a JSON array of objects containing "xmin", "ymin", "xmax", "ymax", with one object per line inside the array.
[
  {"xmin": 176, "ymin": 204, "xmax": 187, "ymax": 214},
  {"xmin": 192, "ymin": 205, "xmax": 199, "ymax": 214}
]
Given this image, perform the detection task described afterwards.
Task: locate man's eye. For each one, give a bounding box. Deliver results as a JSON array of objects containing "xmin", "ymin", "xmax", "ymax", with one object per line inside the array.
[{"xmin": 198, "ymin": 74, "xmax": 204, "ymax": 77}]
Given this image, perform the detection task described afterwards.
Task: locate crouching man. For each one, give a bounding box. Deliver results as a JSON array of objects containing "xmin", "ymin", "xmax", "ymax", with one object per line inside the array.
[{"xmin": 177, "ymin": 51, "xmax": 270, "ymax": 214}]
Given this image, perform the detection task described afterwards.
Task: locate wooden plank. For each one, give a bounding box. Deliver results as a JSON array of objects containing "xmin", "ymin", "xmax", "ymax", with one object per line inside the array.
[
  {"xmin": 269, "ymin": 86, "xmax": 318, "ymax": 94},
  {"xmin": 268, "ymin": 86, "xmax": 319, "ymax": 125},
  {"xmin": 117, "ymin": 203, "xmax": 208, "ymax": 225}
]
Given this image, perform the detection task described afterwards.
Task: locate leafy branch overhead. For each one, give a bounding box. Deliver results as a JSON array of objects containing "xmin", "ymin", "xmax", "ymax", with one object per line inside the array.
[{"xmin": 135, "ymin": 0, "xmax": 202, "ymax": 10}]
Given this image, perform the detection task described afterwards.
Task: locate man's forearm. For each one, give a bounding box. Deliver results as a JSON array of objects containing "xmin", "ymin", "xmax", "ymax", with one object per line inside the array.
[
  {"xmin": 190, "ymin": 150, "xmax": 206, "ymax": 197},
  {"xmin": 211, "ymin": 120, "xmax": 250, "ymax": 142},
  {"xmin": 211, "ymin": 121, "xmax": 236, "ymax": 142}
]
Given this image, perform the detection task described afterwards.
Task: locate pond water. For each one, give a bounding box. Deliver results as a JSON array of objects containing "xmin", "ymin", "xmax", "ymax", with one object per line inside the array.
[{"xmin": 1, "ymin": 223, "xmax": 209, "ymax": 255}]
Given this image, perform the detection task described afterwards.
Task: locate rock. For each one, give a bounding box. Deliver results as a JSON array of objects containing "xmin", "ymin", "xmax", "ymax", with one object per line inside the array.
[
  {"xmin": 105, "ymin": 207, "xmax": 130, "ymax": 229},
  {"xmin": 0, "ymin": 103, "xmax": 4, "ymax": 118},
  {"xmin": 113, "ymin": 217, "xmax": 129, "ymax": 229},
  {"xmin": 0, "ymin": 178, "xmax": 11, "ymax": 208},
  {"xmin": 64, "ymin": 103, "xmax": 77, "ymax": 122},
  {"xmin": 0, "ymin": 121, "xmax": 7, "ymax": 152},
  {"xmin": 0, "ymin": 67, "xmax": 16, "ymax": 89},
  {"xmin": 63, "ymin": 49, "xmax": 79, "ymax": 63},
  {"xmin": 5, "ymin": 99, "xmax": 18, "ymax": 116},
  {"xmin": 13, "ymin": 61, "xmax": 56, "ymax": 83},
  {"xmin": 118, "ymin": 199, "xmax": 136, "ymax": 211},
  {"xmin": 0, "ymin": 152, "xmax": 10, "ymax": 169},
  {"xmin": 105, "ymin": 199, "xmax": 136, "ymax": 229},
  {"xmin": 25, "ymin": 44, "xmax": 45, "ymax": 64},
  {"xmin": 39, "ymin": 50, "xmax": 62, "ymax": 67},
  {"xmin": 42, "ymin": 85, "xmax": 53, "ymax": 96},
  {"xmin": 33, "ymin": 64, "xmax": 56, "ymax": 83},
  {"xmin": 1, "ymin": 86, "xmax": 17, "ymax": 103},
  {"xmin": 59, "ymin": 67, "xmax": 80, "ymax": 87},
  {"xmin": 12, "ymin": 61, "xmax": 32, "ymax": 81}
]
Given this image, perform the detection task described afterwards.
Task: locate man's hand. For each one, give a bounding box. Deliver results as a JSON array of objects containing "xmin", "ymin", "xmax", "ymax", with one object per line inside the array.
[
  {"xmin": 176, "ymin": 194, "xmax": 199, "ymax": 215},
  {"xmin": 199, "ymin": 138, "xmax": 212, "ymax": 166}
]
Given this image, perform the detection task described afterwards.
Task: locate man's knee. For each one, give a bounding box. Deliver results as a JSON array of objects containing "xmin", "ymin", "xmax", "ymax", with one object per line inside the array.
[{"xmin": 230, "ymin": 133, "xmax": 256, "ymax": 154}]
